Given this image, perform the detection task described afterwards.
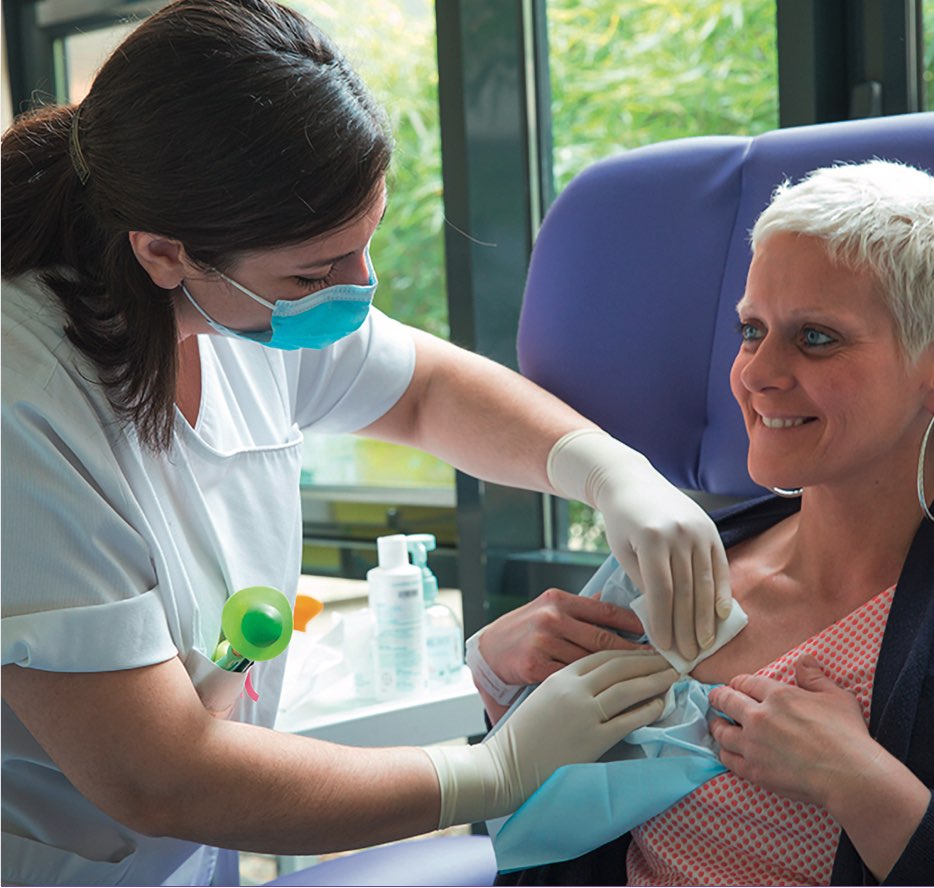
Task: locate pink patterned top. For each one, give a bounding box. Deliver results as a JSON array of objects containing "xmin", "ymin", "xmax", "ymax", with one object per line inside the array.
[{"xmin": 627, "ymin": 585, "xmax": 896, "ymax": 886}]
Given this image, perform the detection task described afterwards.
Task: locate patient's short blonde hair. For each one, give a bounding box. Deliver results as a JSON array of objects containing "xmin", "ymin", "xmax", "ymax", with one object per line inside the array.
[{"xmin": 751, "ymin": 159, "xmax": 934, "ymax": 361}]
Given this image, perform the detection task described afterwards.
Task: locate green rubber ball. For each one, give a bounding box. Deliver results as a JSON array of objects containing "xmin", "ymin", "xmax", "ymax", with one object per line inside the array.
[{"xmin": 222, "ymin": 586, "xmax": 293, "ymax": 661}]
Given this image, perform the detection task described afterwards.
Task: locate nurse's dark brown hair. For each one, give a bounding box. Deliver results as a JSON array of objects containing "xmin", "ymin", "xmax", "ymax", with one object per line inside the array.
[{"xmin": 1, "ymin": 0, "xmax": 392, "ymax": 450}]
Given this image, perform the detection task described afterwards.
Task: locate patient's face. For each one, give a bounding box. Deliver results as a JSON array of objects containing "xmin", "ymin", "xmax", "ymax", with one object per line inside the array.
[{"xmin": 730, "ymin": 232, "xmax": 933, "ymax": 494}]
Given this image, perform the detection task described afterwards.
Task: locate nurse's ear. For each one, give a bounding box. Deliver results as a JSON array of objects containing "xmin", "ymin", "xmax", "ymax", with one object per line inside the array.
[{"xmin": 128, "ymin": 231, "xmax": 190, "ymax": 290}]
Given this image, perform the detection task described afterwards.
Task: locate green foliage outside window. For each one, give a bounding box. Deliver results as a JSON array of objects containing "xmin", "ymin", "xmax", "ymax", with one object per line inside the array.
[
  {"xmin": 925, "ymin": 3, "xmax": 934, "ymax": 109},
  {"xmin": 548, "ymin": 0, "xmax": 779, "ymax": 191}
]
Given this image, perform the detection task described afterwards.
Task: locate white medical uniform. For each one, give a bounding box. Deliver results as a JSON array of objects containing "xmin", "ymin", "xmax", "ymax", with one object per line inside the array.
[{"xmin": 0, "ymin": 273, "xmax": 416, "ymax": 886}]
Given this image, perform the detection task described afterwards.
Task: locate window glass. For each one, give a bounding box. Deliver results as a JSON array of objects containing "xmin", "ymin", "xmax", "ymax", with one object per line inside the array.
[
  {"xmin": 2, "ymin": 15, "xmax": 13, "ymax": 130},
  {"xmin": 282, "ymin": 1, "xmax": 454, "ymax": 499},
  {"xmin": 546, "ymin": 0, "xmax": 779, "ymax": 550},
  {"xmin": 547, "ymin": 0, "xmax": 779, "ymax": 193},
  {"xmin": 925, "ymin": 0, "xmax": 933, "ymax": 109},
  {"xmin": 62, "ymin": 22, "xmax": 139, "ymax": 102}
]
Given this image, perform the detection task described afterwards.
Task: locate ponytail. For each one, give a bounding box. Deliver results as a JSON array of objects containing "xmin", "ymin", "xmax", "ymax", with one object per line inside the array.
[
  {"xmin": 1, "ymin": 104, "xmax": 97, "ymax": 273},
  {"xmin": 2, "ymin": 103, "xmax": 179, "ymax": 451}
]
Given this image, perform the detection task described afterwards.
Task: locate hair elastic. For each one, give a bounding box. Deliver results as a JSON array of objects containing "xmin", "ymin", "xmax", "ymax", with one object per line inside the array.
[{"xmin": 68, "ymin": 105, "xmax": 91, "ymax": 185}]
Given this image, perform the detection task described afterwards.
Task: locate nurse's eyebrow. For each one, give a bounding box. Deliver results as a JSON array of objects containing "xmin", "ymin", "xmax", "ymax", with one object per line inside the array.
[
  {"xmin": 294, "ymin": 206, "xmax": 387, "ymax": 271},
  {"xmin": 294, "ymin": 249, "xmax": 355, "ymax": 271}
]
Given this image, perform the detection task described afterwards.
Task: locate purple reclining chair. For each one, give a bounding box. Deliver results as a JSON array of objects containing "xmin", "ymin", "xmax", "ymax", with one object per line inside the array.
[
  {"xmin": 518, "ymin": 112, "xmax": 934, "ymax": 498},
  {"xmin": 258, "ymin": 112, "xmax": 933, "ymax": 887}
]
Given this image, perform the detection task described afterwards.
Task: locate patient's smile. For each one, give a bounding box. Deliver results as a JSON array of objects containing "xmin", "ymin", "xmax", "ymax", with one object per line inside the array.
[{"xmin": 758, "ymin": 414, "xmax": 816, "ymax": 429}]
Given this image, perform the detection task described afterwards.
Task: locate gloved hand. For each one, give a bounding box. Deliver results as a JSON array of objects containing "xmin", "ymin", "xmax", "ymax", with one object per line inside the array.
[
  {"xmin": 546, "ymin": 429, "xmax": 732, "ymax": 661},
  {"xmin": 465, "ymin": 588, "xmax": 649, "ymax": 707},
  {"xmin": 423, "ymin": 649, "xmax": 677, "ymax": 827}
]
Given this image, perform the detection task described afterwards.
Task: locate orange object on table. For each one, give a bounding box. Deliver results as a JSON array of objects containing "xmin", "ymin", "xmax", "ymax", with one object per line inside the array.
[{"xmin": 293, "ymin": 594, "xmax": 324, "ymax": 631}]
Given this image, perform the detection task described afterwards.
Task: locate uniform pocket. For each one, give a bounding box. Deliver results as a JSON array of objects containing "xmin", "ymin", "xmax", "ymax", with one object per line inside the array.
[{"xmin": 184, "ymin": 648, "xmax": 251, "ymax": 719}]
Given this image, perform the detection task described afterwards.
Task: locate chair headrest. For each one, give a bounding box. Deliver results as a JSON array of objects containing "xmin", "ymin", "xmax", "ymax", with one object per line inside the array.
[{"xmin": 518, "ymin": 113, "xmax": 934, "ymax": 497}]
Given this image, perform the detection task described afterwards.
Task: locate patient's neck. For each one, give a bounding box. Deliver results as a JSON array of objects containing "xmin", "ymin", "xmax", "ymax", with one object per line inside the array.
[
  {"xmin": 785, "ymin": 479, "xmax": 922, "ymax": 607},
  {"xmin": 689, "ymin": 475, "xmax": 923, "ymax": 685}
]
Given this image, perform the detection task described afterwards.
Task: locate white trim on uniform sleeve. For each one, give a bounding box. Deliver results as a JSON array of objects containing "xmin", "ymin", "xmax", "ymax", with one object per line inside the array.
[{"xmin": 2, "ymin": 590, "xmax": 178, "ymax": 671}]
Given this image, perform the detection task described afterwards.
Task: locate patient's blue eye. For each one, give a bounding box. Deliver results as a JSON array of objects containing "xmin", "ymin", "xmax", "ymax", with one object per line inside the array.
[
  {"xmin": 802, "ymin": 327, "xmax": 835, "ymax": 347},
  {"xmin": 737, "ymin": 321, "xmax": 761, "ymax": 341}
]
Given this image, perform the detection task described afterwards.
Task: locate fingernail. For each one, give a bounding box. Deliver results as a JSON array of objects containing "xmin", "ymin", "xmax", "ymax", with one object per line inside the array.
[
  {"xmin": 715, "ymin": 600, "xmax": 733, "ymax": 619},
  {"xmin": 700, "ymin": 634, "xmax": 715, "ymax": 650}
]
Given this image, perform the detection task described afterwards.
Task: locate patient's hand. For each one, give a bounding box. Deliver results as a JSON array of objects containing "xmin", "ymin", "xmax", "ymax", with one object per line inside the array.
[
  {"xmin": 479, "ymin": 588, "xmax": 649, "ymax": 688},
  {"xmin": 707, "ymin": 655, "xmax": 873, "ymax": 808}
]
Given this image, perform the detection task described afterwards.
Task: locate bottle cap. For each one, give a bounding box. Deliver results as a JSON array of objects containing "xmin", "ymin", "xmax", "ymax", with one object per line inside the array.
[{"xmin": 377, "ymin": 533, "xmax": 409, "ymax": 568}]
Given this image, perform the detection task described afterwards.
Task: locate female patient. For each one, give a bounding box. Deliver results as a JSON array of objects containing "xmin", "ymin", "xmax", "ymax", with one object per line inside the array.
[{"xmin": 474, "ymin": 159, "xmax": 934, "ymax": 885}]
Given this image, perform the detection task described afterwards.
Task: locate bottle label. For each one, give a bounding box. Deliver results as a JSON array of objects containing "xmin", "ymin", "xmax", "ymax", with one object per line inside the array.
[{"xmin": 371, "ymin": 588, "xmax": 427, "ymax": 698}]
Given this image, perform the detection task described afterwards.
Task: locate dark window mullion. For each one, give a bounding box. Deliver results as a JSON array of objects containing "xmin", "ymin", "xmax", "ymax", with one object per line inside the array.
[{"xmin": 436, "ymin": 0, "xmax": 547, "ymax": 639}]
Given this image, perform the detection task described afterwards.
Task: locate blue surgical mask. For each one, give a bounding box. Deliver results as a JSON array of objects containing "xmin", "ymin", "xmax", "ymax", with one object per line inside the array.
[{"xmin": 180, "ymin": 250, "xmax": 377, "ymax": 350}]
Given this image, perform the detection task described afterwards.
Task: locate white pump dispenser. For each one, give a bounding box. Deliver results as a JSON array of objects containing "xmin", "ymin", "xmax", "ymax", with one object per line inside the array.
[
  {"xmin": 407, "ymin": 534, "xmax": 464, "ymax": 685},
  {"xmin": 367, "ymin": 534, "xmax": 427, "ymax": 699}
]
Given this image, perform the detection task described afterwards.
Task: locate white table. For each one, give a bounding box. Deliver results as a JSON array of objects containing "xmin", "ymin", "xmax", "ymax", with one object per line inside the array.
[{"xmin": 276, "ymin": 667, "xmax": 487, "ymax": 746}]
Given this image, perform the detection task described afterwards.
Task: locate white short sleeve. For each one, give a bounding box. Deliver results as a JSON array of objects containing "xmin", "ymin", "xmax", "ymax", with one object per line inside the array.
[
  {"xmin": 1, "ymin": 361, "xmax": 177, "ymax": 673},
  {"xmin": 289, "ymin": 307, "xmax": 416, "ymax": 432}
]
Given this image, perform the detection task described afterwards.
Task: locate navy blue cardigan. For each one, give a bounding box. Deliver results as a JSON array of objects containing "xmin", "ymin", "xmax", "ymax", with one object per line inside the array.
[{"xmin": 497, "ymin": 496, "xmax": 933, "ymax": 886}]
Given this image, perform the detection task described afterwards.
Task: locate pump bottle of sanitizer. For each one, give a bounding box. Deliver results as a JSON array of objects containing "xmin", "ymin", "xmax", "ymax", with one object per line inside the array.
[
  {"xmin": 368, "ymin": 533, "xmax": 427, "ymax": 699},
  {"xmin": 407, "ymin": 534, "xmax": 464, "ymax": 686}
]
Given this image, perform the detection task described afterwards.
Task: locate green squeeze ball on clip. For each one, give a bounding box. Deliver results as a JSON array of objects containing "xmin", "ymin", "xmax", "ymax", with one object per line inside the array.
[{"xmin": 221, "ymin": 586, "xmax": 293, "ymax": 661}]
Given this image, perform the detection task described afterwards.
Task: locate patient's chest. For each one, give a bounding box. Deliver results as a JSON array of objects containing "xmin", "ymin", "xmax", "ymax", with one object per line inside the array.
[
  {"xmin": 690, "ymin": 528, "xmax": 887, "ymax": 686},
  {"xmin": 628, "ymin": 585, "xmax": 894, "ymax": 886},
  {"xmin": 689, "ymin": 580, "xmax": 830, "ymax": 684}
]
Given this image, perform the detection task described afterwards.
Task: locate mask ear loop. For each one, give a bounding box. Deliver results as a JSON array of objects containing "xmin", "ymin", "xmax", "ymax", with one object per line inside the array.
[
  {"xmin": 216, "ymin": 271, "xmax": 277, "ymax": 310},
  {"xmin": 918, "ymin": 414, "xmax": 934, "ymax": 523}
]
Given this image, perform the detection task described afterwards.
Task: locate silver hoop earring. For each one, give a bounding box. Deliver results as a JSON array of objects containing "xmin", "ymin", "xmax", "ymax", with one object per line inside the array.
[
  {"xmin": 918, "ymin": 414, "xmax": 934, "ymax": 523},
  {"xmin": 769, "ymin": 486, "xmax": 803, "ymax": 498}
]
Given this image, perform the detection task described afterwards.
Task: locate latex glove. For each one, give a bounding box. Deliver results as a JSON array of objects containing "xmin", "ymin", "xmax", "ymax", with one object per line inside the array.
[
  {"xmin": 423, "ymin": 649, "xmax": 677, "ymax": 828},
  {"xmin": 547, "ymin": 429, "xmax": 732, "ymax": 662}
]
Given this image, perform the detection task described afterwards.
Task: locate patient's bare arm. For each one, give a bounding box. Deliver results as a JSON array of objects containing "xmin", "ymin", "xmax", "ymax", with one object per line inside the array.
[{"xmin": 470, "ymin": 588, "xmax": 649, "ymax": 724}]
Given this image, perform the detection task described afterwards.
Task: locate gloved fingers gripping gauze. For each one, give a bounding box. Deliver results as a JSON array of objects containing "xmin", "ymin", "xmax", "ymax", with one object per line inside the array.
[
  {"xmin": 670, "ymin": 546, "xmax": 697, "ymax": 660},
  {"xmin": 547, "ymin": 429, "xmax": 733, "ymax": 659},
  {"xmin": 691, "ymin": 544, "xmax": 718, "ymax": 650},
  {"xmin": 422, "ymin": 649, "xmax": 677, "ymax": 828},
  {"xmin": 594, "ymin": 666, "xmax": 680, "ymax": 725}
]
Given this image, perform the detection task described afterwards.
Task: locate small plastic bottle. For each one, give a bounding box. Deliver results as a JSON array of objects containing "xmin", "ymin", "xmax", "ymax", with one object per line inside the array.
[
  {"xmin": 342, "ymin": 607, "xmax": 377, "ymax": 701},
  {"xmin": 367, "ymin": 534, "xmax": 427, "ymax": 699},
  {"xmin": 407, "ymin": 534, "xmax": 464, "ymax": 686}
]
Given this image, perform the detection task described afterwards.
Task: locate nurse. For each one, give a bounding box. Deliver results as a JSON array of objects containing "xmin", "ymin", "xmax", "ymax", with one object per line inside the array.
[{"xmin": 2, "ymin": 1, "xmax": 724, "ymax": 884}]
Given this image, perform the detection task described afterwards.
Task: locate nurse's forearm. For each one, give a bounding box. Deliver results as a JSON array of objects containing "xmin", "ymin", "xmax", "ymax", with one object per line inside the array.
[
  {"xmin": 1, "ymin": 661, "xmax": 441, "ymax": 855},
  {"xmin": 362, "ymin": 329, "xmax": 597, "ymax": 490},
  {"xmin": 161, "ymin": 719, "xmax": 443, "ymax": 853}
]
